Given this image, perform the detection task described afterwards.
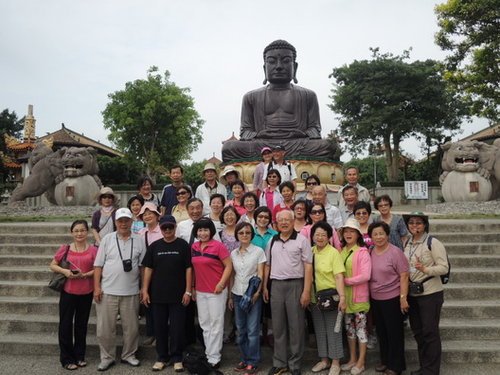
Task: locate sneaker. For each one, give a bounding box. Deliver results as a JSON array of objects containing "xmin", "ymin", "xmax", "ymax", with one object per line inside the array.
[
  {"xmin": 152, "ymin": 362, "xmax": 167, "ymax": 371},
  {"xmin": 174, "ymin": 362, "xmax": 184, "ymax": 372},
  {"xmin": 268, "ymin": 367, "xmax": 288, "ymax": 375},
  {"xmin": 244, "ymin": 365, "xmax": 258, "ymax": 374},
  {"xmin": 312, "ymin": 361, "xmax": 330, "ymax": 373},
  {"xmin": 235, "ymin": 362, "xmax": 248, "ymax": 371},
  {"xmin": 121, "ymin": 356, "xmax": 140, "ymax": 367},
  {"xmin": 97, "ymin": 360, "xmax": 115, "ymax": 371}
]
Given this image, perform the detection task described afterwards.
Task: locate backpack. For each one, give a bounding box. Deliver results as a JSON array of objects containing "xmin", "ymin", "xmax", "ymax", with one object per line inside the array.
[{"xmin": 406, "ymin": 235, "xmax": 451, "ymax": 284}]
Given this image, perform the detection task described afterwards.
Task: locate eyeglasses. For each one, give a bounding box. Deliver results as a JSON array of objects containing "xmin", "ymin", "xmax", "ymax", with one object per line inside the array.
[
  {"xmin": 268, "ymin": 175, "xmax": 278, "ymax": 178},
  {"xmin": 101, "ymin": 195, "xmax": 113, "ymax": 199},
  {"xmin": 378, "ymin": 203, "xmax": 390, "ymax": 208},
  {"xmin": 306, "ymin": 182, "xmax": 318, "ymax": 186},
  {"xmin": 408, "ymin": 221, "xmax": 424, "ymax": 225},
  {"xmin": 310, "ymin": 209, "xmax": 324, "ymax": 215},
  {"xmin": 176, "ymin": 191, "xmax": 188, "ymax": 196},
  {"xmin": 72, "ymin": 229, "xmax": 88, "ymax": 233},
  {"xmin": 237, "ymin": 231, "xmax": 252, "ymax": 236},
  {"xmin": 257, "ymin": 214, "xmax": 270, "ymax": 220},
  {"xmin": 355, "ymin": 211, "xmax": 369, "ymax": 216},
  {"xmin": 294, "ymin": 206, "xmax": 305, "ymax": 211}
]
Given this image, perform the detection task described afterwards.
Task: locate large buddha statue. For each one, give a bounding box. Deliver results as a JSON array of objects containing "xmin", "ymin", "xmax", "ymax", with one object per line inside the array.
[{"xmin": 222, "ymin": 40, "xmax": 337, "ymax": 162}]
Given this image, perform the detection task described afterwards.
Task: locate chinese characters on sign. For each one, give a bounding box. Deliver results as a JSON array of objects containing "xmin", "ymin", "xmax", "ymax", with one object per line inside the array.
[{"xmin": 405, "ymin": 181, "xmax": 428, "ymax": 200}]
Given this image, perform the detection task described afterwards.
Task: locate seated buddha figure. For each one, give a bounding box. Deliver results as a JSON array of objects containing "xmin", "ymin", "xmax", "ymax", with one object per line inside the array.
[{"xmin": 222, "ymin": 39, "xmax": 337, "ymax": 162}]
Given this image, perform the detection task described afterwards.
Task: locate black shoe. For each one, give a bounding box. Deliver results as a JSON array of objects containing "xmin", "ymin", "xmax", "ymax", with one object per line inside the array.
[
  {"xmin": 210, "ymin": 362, "xmax": 221, "ymax": 369},
  {"xmin": 268, "ymin": 367, "xmax": 288, "ymax": 375},
  {"xmin": 410, "ymin": 370, "xmax": 423, "ymax": 375},
  {"xmin": 291, "ymin": 370, "xmax": 301, "ymax": 375}
]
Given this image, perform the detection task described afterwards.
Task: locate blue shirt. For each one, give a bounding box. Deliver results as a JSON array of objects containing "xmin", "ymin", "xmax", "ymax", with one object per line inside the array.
[{"xmin": 251, "ymin": 227, "xmax": 278, "ymax": 250}]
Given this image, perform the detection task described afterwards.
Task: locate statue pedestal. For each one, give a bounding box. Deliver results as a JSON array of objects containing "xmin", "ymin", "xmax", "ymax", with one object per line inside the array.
[
  {"xmin": 54, "ymin": 175, "xmax": 100, "ymax": 206},
  {"xmin": 223, "ymin": 159, "xmax": 344, "ymax": 193},
  {"xmin": 441, "ymin": 171, "xmax": 492, "ymax": 202}
]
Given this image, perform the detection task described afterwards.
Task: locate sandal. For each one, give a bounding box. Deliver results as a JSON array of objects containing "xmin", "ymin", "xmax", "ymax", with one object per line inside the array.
[
  {"xmin": 152, "ymin": 362, "xmax": 167, "ymax": 371},
  {"xmin": 63, "ymin": 363, "xmax": 78, "ymax": 370},
  {"xmin": 77, "ymin": 361, "xmax": 87, "ymax": 367}
]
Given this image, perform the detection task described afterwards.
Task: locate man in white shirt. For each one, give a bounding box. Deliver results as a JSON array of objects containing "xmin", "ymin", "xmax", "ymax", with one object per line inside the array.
[
  {"xmin": 312, "ymin": 185, "xmax": 343, "ymax": 229},
  {"xmin": 195, "ymin": 163, "xmax": 227, "ymax": 215},
  {"xmin": 337, "ymin": 167, "xmax": 370, "ymax": 208},
  {"xmin": 93, "ymin": 208, "xmax": 146, "ymax": 371},
  {"xmin": 262, "ymin": 145, "xmax": 297, "ymax": 185}
]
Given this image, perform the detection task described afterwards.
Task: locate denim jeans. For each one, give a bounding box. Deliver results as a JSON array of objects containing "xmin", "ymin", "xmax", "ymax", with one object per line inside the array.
[{"xmin": 233, "ymin": 293, "xmax": 262, "ymax": 366}]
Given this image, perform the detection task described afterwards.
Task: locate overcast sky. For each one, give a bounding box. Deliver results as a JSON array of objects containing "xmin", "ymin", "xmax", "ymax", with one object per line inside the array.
[{"xmin": 1, "ymin": 0, "xmax": 486, "ymax": 163}]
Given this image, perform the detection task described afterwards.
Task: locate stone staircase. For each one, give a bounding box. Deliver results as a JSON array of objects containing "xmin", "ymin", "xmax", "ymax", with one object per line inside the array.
[{"xmin": 0, "ymin": 219, "xmax": 499, "ymax": 364}]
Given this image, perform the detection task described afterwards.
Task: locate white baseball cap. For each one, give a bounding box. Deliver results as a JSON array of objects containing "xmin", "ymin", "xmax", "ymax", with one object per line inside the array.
[{"xmin": 115, "ymin": 208, "xmax": 133, "ymax": 220}]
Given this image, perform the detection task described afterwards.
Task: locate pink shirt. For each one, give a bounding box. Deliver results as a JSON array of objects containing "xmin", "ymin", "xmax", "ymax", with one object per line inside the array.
[
  {"xmin": 370, "ymin": 243, "xmax": 409, "ymax": 300},
  {"xmin": 192, "ymin": 239, "xmax": 230, "ymax": 293},
  {"xmin": 54, "ymin": 244, "xmax": 97, "ymax": 295},
  {"xmin": 226, "ymin": 200, "xmax": 247, "ymax": 216},
  {"xmin": 139, "ymin": 224, "xmax": 163, "ymax": 247}
]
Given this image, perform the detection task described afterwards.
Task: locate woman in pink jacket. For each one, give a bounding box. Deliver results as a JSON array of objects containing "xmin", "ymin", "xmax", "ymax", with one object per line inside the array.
[{"xmin": 340, "ymin": 218, "xmax": 371, "ymax": 375}]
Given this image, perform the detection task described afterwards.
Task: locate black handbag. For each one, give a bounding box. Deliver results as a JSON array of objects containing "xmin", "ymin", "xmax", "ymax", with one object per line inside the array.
[
  {"xmin": 48, "ymin": 245, "xmax": 70, "ymax": 292},
  {"xmin": 316, "ymin": 288, "xmax": 340, "ymax": 310}
]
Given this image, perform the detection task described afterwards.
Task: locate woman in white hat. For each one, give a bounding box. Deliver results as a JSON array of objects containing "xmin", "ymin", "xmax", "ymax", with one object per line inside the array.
[
  {"xmin": 340, "ymin": 218, "xmax": 371, "ymax": 375},
  {"xmin": 91, "ymin": 187, "xmax": 117, "ymax": 247}
]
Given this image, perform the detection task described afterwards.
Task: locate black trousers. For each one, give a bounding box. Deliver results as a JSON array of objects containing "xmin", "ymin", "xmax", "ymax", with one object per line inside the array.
[
  {"xmin": 153, "ymin": 302, "xmax": 186, "ymax": 362},
  {"xmin": 371, "ymin": 296, "xmax": 406, "ymax": 374},
  {"xmin": 408, "ymin": 291, "xmax": 444, "ymax": 375},
  {"xmin": 58, "ymin": 291, "xmax": 93, "ymax": 366}
]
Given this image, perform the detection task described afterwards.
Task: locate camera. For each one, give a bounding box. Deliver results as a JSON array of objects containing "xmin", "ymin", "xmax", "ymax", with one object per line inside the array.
[
  {"xmin": 409, "ymin": 281, "xmax": 424, "ymax": 295},
  {"xmin": 122, "ymin": 259, "xmax": 133, "ymax": 272}
]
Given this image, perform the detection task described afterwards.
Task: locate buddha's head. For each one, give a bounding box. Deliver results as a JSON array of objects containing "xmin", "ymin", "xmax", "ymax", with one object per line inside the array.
[{"xmin": 263, "ymin": 40, "xmax": 298, "ymax": 85}]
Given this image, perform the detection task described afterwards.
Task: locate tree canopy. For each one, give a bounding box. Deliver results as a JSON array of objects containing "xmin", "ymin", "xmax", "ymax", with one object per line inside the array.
[
  {"xmin": 102, "ymin": 67, "xmax": 204, "ymax": 179},
  {"xmin": 329, "ymin": 48, "xmax": 467, "ymax": 181},
  {"xmin": 435, "ymin": 0, "xmax": 500, "ymax": 122}
]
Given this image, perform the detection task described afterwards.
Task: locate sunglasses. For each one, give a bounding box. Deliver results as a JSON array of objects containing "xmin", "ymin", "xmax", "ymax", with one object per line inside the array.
[
  {"xmin": 160, "ymin": 225, "xmax": 175, "ymax": 230},
  {"xmin": 306, "ymin": 182, "xmax": 318, "ymax": 186},
  {"xmin": 101, "ymin": 195, "xmax": 113, "ymax": 199},
  {"xmin": 257, "ymin": 214, "xmax": 270, "ymax": 219},
  {"xmin": 310, "ymin": 209, "xmax": 324, "ymax": 215},
  {"xmin": 237, "ymin": 231, "xmax": 252, "ymax": 236},
  {"xmin": 176, "ymin": 191, "xmax": 188, "ymax": 196},
  {"xmin": 355, "ymin": 211, "xmax": 369, "ymax": 216}
]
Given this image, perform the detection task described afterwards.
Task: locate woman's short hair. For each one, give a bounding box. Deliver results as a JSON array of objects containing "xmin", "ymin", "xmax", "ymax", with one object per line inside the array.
[
  {"xmin": 306, "ymin": 174, "xmax": 321, "ymax": 185},
  {"xmin": 210, "ymin": 193, "xmax": 226, "ymax": 206},
  {"xmin": 353, "ymin": 201, "xmax": 372, "ymax": 216},
  {"xmin": 230, "ymin": 179, "xmax": 246, "ymax": 191},
  {"xmin": 242, "ymin": 192, "xmax": 258, "ymax": 207},
  {"xmin": 279, "ymin": 181, "xmax": 295, "ymax": 193},
  {"xmin": 176, "ymin": 185, "xmax": 192, "ymax": 199},
  {"xmin": 70, "ymin": 219, "xmax": 89, "ymax": 232},
  {"xmin": 235, "ymin": 221, "xmax": 256, "ymax": 241},
  {"xmin": 127, "ymin": 195, "xmax": 144, "ymax": 210},
  {"xmin": 191, "ymin": 217, "xmax": 216, "ymax": 240},
  {"xmin": 368, "ymin": 221, "xmax": 390, "ymax": 237},
  {"xmin": 220, "ymin": 205, "xmax": 241, "ymax": 224},
  {"xmin": 137, "ymin": 175, "xmax": 154, "ymax": 190},
  {"xmin": 253, "ymin": 206, "xmax": 272, "ymax": 222},
  {"xmin": 266, "ymin": 169, "xmax": 282, "ymax": 185},
  {"xmin": 311, "ymin": 221, "xmax": 333, "ymax": 241},
  {"xmin": 374, "ymin": 194, "xmax": 393, "ymax": 209}
]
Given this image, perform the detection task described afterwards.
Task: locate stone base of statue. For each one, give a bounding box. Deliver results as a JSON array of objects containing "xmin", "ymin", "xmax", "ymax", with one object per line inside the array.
[
  {"xmin": 54, "ymin": 175, "xmax": 100, "ymax": 206},
  {"xmin": 222, "ymin": 158, "xmax": 344, "ymax": 192},
  {"xmin": 441, "ymin": 171, "xmax": 492, "ymax": 202}
]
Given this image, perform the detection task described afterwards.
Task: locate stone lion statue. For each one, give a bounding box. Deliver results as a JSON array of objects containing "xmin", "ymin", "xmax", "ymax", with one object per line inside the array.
[
  {"xmin": 9, "ymin": 145, "xmax": 102, "ymax": 205},
  {"xmin": 440, "ymin": 140, "xmax": 500, "ymax": 201}
]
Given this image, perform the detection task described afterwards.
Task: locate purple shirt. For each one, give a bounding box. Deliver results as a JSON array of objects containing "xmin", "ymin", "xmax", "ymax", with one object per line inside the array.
[
  {"xmin": 265, "ymin": 230, "xmax": 312, "ymax": 280},
  {"xmin": 369, "ymin": 243, "xmax": 409, "ymax": 300}
]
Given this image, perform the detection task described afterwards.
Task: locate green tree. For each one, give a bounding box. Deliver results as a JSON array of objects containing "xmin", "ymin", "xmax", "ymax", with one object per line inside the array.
[
  {"xmin": 0, "ymin": 109, "xmax": 24, "ymax": 182},
  {"xmin": 97, "ymin": 155, "xmax": 142, "ymax": 186},
  {"xmin": 344, "ymin": 157, "xmax": 387, "ymax": 191},
  {"xmin": 102, "ymin": 67, "xmax": 204, "ymax": 179},
  {"xmin": 329, "ymin": 48, "xmax": 467, "ymax": 181},
  {"xmin": 182, "ymin": 160, "xmax": 206, "ymax": 191},
  {"xmin": 435, "ymin": 0, "xmax": 500, "ymax": 121}
]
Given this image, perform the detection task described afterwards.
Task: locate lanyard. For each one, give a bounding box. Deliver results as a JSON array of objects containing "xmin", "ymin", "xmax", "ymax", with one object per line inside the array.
[
  {"xmin": 344, "ymin": 249, "xmax": 353, "ymax": 267},
  {"xmin": 115, "ymin": 234, "xmax": 133, "ymax": 260}
]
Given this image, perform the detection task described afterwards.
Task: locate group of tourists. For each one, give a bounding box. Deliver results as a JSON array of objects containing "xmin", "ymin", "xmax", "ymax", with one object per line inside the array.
[{"xmin": 50, "ymin": 150, "xmax": 449, "ymax": 375}]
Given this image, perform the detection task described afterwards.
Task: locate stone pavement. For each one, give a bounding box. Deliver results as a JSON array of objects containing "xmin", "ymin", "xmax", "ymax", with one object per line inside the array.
[{"xmin": 1, "ymin": 353, "xmax": 499, "ymax": 375}]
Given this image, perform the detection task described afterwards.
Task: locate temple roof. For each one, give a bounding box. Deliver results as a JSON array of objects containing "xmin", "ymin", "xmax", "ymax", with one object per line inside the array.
[
  {"xmin": 38, "ymin": 124, "xmax": 124, "ymax": 157},
  {"xmin": 6, "ymin": 141, "xmax": 36, "ymax": 151},
  {"xmin": 461, "ymin": 124, "xmax": 500, "ymax": 143},
  {"xmin": 222, "ymin": 131, "xmax": 238, "ymax": 144}
]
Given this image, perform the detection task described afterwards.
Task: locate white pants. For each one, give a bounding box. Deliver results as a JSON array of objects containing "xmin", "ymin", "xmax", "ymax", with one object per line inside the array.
[{"xmin": 196, "ymin": 289, "xmax": 227, "ymax": 365}]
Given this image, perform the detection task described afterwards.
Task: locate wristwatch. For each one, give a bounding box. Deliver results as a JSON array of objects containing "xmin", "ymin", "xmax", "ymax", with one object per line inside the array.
[{"xmin": 184, "ymin": 291, "xmax": 192, "ymax": 296}]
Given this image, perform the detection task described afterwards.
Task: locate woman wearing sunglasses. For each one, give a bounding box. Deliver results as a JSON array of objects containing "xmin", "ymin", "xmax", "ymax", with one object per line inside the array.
[{"xmin": 171, "ymin": 185, "xmax": 192, "ymax": 223}]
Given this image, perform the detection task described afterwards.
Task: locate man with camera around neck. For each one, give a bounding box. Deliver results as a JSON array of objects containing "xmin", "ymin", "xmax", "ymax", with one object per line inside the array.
[{"xmin": 93, "ymin": 208, "xmax": 147, "ymax": 371}]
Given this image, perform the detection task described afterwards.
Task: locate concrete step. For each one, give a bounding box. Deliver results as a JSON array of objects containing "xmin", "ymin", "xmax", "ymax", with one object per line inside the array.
[
  {"xmin": 0, "ymin": 280, "xmax": 57, "ymax": 297},
  {"xmin": 0, "ymin": 222, "xmax": 72, "ymax": 235},
  {"xmin": 444, "ymin": 283, "xmax": 500, "ymax": 299},
  {"xmin": 448, "ymin": 268, "xmax": 500, "ymax": 283},
  {"xmin": 405, "ymin": 339, "xmax": 500, "ymax": 363},
  {"xmin": 0, "ymin": 234, "xmax": 77, "ymax": 244},
  {"xmin": 0, "ymin": 243, "xmax": 67, "ymax": 256},
  {"xmin": 439, "ymin": 318, "xmax": 500, "ymax": 340},
  {"xmin": 442, "ymin": 299, "xmax": 500, "ymax": 319},
  {"xmin": 449, "ymin": 254, "xmax": 500, "ymax": 267},
  {"xmin": 445, "ymin": 243, "xmax": 500, "ymax": 255},
  {"xmin": 434, "ymin": 232, "xmax": 500, "ymax": 243},
  {"xmin": 0, "ymin": 255, "xmax": 53, "ymax": 267},
  {"xmin": 0, "ymin": 267, "xmax": 54, "ymax": 282},
  {"xmin": 429, "ymin": 220, "xmax": 500, "ymax": 233}
]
